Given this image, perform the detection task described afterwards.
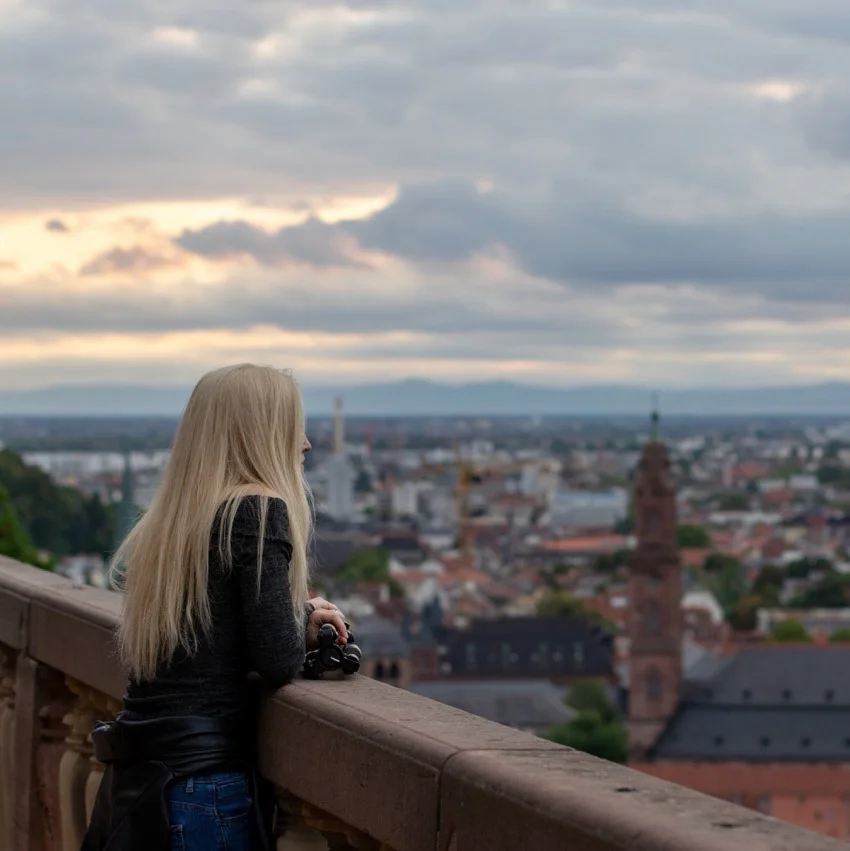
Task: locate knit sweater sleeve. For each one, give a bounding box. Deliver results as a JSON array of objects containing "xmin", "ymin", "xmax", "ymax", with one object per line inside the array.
[{"xmin": 231, "ymin": 496, "xmax": 305, "ymax": 689}]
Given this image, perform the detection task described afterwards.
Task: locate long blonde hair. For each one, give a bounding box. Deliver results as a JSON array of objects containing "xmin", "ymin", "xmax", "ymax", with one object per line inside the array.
[{"xmin": 115, "ymin": 364, "xmax": 312, "ymax": 681}]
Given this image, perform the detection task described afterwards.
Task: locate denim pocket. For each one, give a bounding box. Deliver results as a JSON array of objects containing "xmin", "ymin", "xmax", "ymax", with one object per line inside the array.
[
  {"xmin": 169, "ymin": 824, "xmax": 185, "ymax": 851},
  {"xmin": 215, "ymin": 775, "xmax": 253, "ymax": 823}
]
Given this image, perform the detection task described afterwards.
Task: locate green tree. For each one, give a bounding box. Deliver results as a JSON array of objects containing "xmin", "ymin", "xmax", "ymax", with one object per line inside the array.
[
  {"xmin": 769, "ymin": 619, "xmax": 812, "ymax": 642},
  {"xmin": 536, "ymin": 590, "xmax": 584, "ymax": 617},
  {"xmin": 566, "ymin": 681, "xmax": 620, "ymax": 724},
  {"xmin": 786, "ymin": 557, "xmax": 833, "ymax": 580},
  {"xmin": 752, "ymin": 564, "xmax": 785, "ymax": 607},
  {"xmin": 536, "ymin": 591, "xmax": 618, "ymax": 633},
  {"xmin": 543, "ymin": 709, "xmax": 627, "ymax": 763},
  {"xmin": 789, "ymin": 572, "xmax": 850, "ymax": 609},
  {"xmin": 708, "ymin": 557, "xmax": 748, "ymax": 614},
  {"xmin": 829, "ymin": 628, "xmax": 850, "ymax": 643},
  {"xmin": 0, "ymin": 449, "xmax": 116, "ymax": 558},
  {"xmin": 703, "ymin": 552, "xmax": 729, "ymax": 573},
  {"xmin": 591, "ymin": 548, "xmax": 630, "ymax": 573},
  {"xmin": 817, "ymin": 465, "xmax": 850, "ymax": 488},
  {"xmin": 718, "ymin": 492, "xmax": 750, "ymax": 511},
  {"xmin": 728, "ymin": 594, "xmax": 761, "ymax": 632},
  {"xmin": 336, "ymin": 547, "xmax": 391, "ymax": 584},
  {"xmin": 676, "ymin": 524, "xmax": 711, "ymax": 548},
  {"xmin": 0, "ymin": 486, "xmax": 49, "ymax": 569}
]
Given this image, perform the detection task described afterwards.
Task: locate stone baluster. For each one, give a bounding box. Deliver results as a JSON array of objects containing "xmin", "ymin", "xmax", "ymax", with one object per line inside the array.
[
  {"xmin": 275, "ymin": 791, "xmax": 328, "ymax": 851},
  {"xmin": 39, "ymin": 700, "xmax": 73, "ymax": 851},
  {"xmin": 301, "ymin": 801, "xmax": 394, "ymax": 851},
  {"xmin": 0, "ymin": 648, "xmax": 15, "ymax": 851},
  {"xmin": 58, "ymin": 680, "xmax": 95, "ymax": 851},
  {"xmin": 84, "ymin": 694, "xmax": 122, "ymax": 822}
]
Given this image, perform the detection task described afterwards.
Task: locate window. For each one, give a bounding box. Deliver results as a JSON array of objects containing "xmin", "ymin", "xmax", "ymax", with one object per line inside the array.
[
  {"xmin": 801, "ymin": 736, "xmax": 811, "ymax": 748},
  {"xmin": 825, "ymin": 689, "xmax": 835, "ymax": 702},
  {"xmin": 465, "ymin": 642, "xmax": 477, "ymax": 671},
  {"xmin": 646, "ymin": 668, "xmax": 663, "ymax": 703},
  {"xmin": 374, "ymin": 662, "xmax": 385, "ymax": 680},
  {"xmin": 644, "ymin": 511, "xmax": 661, "ymax": 536},
  {"xmin": 760, "ymin": 736, "xmax": 771, "ymax": 748},
  {"xmin": 758, "ymin": 797, "xmax": 770, "ymax": 814},
  {"xmin": 573, "ymin": 642, "xmax": 585, "ymax": 671},
  {"xmin": 782, "ymin": 689, "xmax": 792, "ymax": 700},
  {"xmin": 645, "ymin": 601, "xmax": 662, "ymax": 637},
  {"xmin": 714, "ymin": 736, "xmax": 725, "ymax": 747},
  {"xmin": 742, "ymin": 689, "xmax": 752, "ymax": 701},
  {"xmin": 389, "ymin": 662, "xmax": 400, "ymax": 680}
]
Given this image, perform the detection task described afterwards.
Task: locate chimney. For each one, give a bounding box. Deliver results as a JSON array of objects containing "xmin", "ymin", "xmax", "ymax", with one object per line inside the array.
[{"xmin": 333, "ymin": 396, "xmax": 345, "ymax": 455}]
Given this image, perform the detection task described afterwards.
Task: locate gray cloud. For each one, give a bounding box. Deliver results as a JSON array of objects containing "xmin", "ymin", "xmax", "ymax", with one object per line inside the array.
[
  {"xmin": 45, "ymin": 219, "xmax": 68, "ymax": 232},
  {"xmin": 177, "ymin": 217, "xmax": 363, "ymax": 268},
  {"xmin": 80, "ymin": 246, "xmax": 178, "ymax": 276},
  {"xmin": 8, "ymin": 0, "xmax": 850, "ymax": 367},
  {"xmin": 176, "ymin": 180, "xmax": 850, "ymax": 303}
]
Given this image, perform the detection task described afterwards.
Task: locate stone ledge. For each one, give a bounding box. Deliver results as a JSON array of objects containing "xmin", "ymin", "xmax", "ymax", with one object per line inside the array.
[
  {"xmin": 0, "ymin": 557, "xmax": 845, "ymax": 851},
  {"xmin": 439, "ymin": 749, "xmax": 845, "ymax": 851},
  {"xmin": 260, "ymin": 677, "xmax": 562, "ymax": 851}
]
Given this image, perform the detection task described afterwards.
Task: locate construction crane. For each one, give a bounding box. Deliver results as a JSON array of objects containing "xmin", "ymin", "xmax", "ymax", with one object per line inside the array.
[{"xmin": 419, "ymin": 449, "xmax": 530, "ymax": 560}]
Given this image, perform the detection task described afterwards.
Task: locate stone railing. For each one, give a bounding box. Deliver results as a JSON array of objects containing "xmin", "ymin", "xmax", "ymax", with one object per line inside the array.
[{"xmin": 0, "ymin": 555, "xmax": 845, "ymax": 851}]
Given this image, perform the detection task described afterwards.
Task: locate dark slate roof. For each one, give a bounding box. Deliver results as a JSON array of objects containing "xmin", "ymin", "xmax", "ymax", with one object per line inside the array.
[
  {"xmin": 411, "ymin": 679, "xmax": 574, "ymax": 730},
  {"xmin": 653, "ymin": 705, "xmax": 850, "ymax": 761},
  {"xmin": 685, "ymin": 646, "xmax": 850, "ymax": 706},
  {"xmin": 434, "ymin": 615, "xmax": 614, "ymax": 679},
  {"xmin": 653, "ymin": 646, "xmax": 850, "ymax": 760}
]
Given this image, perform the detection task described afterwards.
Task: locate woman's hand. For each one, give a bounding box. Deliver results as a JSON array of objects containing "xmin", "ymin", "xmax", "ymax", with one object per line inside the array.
[{"xmin": 305, "ymin": 598, "xmax": 348, "ymax": 649}]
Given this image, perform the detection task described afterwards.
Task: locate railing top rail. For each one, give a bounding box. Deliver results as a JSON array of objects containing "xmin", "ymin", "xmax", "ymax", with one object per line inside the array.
[{"xmin": 0, "ymin": 556, "xmax": 843, "ymax": 851}]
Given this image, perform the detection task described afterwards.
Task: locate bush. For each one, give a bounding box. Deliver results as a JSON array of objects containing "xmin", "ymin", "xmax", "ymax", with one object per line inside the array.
[
  {"xmin": 676, "ymin": 524, "xmax": 711, "ymax": 548},
  {"xmin": 769, "ymin": 619, "xmax": 811, "ymax": 643},
  {"xmin": 829, "ymin": 628, "xmax": 850, "ymax": 643},
  {"xmin": 543, "ymin": 709, "xmax": 627, "ymax": 764},
  {"xmin": 728, "ymin": 595, "xmax": 761, "ymax": 632}
]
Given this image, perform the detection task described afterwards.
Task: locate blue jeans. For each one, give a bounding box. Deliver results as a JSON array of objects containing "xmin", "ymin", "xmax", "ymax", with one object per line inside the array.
[{"xmin": 166, "ymin": 771, "xmax": 255, "ymax": 851}]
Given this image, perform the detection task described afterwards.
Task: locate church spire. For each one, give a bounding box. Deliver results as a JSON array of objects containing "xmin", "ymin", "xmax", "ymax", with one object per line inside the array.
[
  {"xmin": 650, "ymin": 392, "xmax": 660, "ymax": 442},
  {"xmin": 627, "ymin": 420, "xmax": 682, "ymax": 759},
  {"xmin": 112, "ymin": 450, "xmax": 137, "ymax": 557}
]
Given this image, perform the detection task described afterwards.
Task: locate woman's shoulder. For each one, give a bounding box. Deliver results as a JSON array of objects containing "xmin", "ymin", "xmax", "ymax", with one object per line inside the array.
[{"xmin": 226, "ymin": 492, "xmax": 289, "ymax": 532}]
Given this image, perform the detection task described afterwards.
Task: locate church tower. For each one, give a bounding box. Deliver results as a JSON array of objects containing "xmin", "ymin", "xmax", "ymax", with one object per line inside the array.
[{"xmin": 627, "ymin": 405, "xmax": 683, "ymax": 757}]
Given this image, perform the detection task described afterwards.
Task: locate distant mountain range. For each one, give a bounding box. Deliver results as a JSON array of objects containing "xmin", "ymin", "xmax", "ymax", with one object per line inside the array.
[{"xmin": 2, "ymin": 379, "xmax": 850, "ymax": 417}]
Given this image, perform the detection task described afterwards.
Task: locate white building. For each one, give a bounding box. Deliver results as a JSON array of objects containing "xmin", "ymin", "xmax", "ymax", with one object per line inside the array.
[
  {"xmin": 324, "ymin": 453, "xmax": 356, "ymax": 520},
  {"xmin": 549, "ymin": 488, "xmax": 628, "ymax": 530}
]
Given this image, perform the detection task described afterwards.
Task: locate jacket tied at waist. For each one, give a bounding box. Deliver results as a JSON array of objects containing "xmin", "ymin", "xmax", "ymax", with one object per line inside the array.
[{"xmin": 81, "ymin": 714, "xmax": 273, "ymax": 851}]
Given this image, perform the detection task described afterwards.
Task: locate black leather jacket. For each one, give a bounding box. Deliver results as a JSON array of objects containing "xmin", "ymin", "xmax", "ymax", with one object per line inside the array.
[{"xmin": 81, "ymin": 714, "xmax": 274, "ymax": 851}]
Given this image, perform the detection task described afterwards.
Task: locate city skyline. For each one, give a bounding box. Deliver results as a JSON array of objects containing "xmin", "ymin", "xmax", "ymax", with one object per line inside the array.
[{"xmin": 4, "ymin": 1, "xmax": 850, "ymax": 391}]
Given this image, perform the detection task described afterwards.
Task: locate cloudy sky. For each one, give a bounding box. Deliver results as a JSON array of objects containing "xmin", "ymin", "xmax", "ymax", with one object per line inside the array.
[{"xmin": 3, "ymin": 0, "xmax": 850, "ymax": 391}]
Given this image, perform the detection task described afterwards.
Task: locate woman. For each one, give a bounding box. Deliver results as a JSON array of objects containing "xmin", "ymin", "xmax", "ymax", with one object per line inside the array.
[{"xmin": 82, "ymin": 364, "xmax": 349, "ymax": 851}]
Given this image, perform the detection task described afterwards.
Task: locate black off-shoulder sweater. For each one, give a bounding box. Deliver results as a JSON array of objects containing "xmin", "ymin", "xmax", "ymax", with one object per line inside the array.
[{"xmin": 122, "ymin": 496, "xmax": 305, "ymax": 722}]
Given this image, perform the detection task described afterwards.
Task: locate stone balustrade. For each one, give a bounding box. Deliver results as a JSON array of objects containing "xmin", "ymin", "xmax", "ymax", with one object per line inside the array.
[{"xmin": 0, "ymin": 554, "xmax": 845, "ymax": 851}]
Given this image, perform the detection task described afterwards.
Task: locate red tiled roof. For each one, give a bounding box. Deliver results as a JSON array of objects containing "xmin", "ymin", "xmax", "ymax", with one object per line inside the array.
[{"xmin": 538, "ymin": 535, "xmax": 626, "ymax": 554}]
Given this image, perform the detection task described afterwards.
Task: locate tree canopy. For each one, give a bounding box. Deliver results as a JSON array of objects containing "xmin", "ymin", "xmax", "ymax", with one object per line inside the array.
[
  {"xmin": 676, "ymin": 524, "xmax": 712, "ymax": 548},
  {"xmin": 536, "ymin": 591, "xmax": 617, "ymax": 633},
  {"xmin": 789, "ymin": 572, "xmax": 850, "ymax": 609},
  {"xmin": 0, "ymin": 486, "xmax": 50, "ymax": 569},
  {"xmin": 769, "ymin": 619, "xmax": 812, "ymax": 643},
  {"xmin": 543, "ymin": 682, "xmax": 627, "ymax": 763},
  {"xmin": 0, "ymin": 449, "xmax": 116, "ymax": 558},
  {"xmin": 829, "ymin": 628, "xmax": 850, "ymax": 643},
  {"xmin": 718, "ymin": 492, "xmax": 750, "ymax": 511}
]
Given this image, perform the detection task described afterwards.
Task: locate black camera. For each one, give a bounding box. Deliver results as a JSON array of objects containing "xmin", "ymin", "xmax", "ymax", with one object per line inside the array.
[{"xmin": 302, "ymin": 623, "xmax": 362, "ymax": 679}]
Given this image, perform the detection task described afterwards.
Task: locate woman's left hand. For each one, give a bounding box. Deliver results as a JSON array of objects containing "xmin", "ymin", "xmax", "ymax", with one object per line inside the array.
[{"xmin": 306, "ymin": 598, "xmax": 348, "ymax": 648}]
